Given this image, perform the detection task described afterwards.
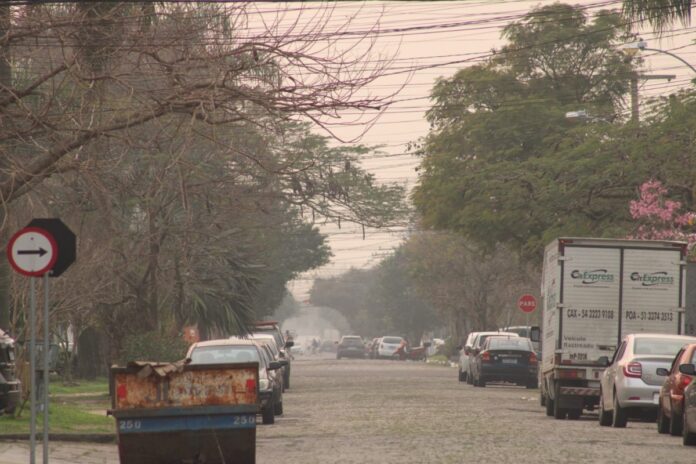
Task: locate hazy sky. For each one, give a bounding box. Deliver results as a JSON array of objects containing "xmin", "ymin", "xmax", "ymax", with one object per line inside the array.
[{"xmin": 266, "ymin": 0, "xmax": 696, "ymax": 301}]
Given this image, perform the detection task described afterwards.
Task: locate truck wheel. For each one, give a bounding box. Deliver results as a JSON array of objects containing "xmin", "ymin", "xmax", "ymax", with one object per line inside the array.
[
  {"xmin": 553, "ymin": 385, "xmax": 566, "ymax": 420},
  {"xmin": 262, "ymin": 406, "xmax": 275, "ymax": 425},
  {"xmin": 545, "ymin": 394, "xmax": 554, "ymax": 417},
  {"xmin": 683, "ymin": 409, "xmax": 696, "ymax": 446},
  {"xmin": 598, "ymin": 394, "xmax": 612, "ymax": 427},
  {"xmin": 611, "ymin": 394, "xmax": 627, "ymax": 428},
  {"xmin": 657, "ymin": 404, "xmax": 670, "ymax": 434},
  {"xmin": 274, "ymin": 400, "xmax": 283, "ymax": 416}
]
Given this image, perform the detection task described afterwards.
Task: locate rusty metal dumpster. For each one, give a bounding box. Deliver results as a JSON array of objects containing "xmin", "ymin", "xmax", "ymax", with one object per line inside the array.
[{"xmin": 109, "ymin": 361, "xmax": 259, "ymax": 464}]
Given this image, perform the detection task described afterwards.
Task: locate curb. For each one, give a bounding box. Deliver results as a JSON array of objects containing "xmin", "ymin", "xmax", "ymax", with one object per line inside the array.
[{"xmin": 0, "ymin": 433, "xmax": 115, "ymax": 443}]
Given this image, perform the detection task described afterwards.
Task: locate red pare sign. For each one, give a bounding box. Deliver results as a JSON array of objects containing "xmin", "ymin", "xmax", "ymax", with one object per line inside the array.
[{"xmin": 518, "ymin": 294, "xmax": 537, "ymax": 313}]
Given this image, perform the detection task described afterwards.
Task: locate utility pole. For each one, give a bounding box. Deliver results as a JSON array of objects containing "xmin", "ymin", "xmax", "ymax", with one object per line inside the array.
[
  {"xmin": 0, "ymin": 2, "xmax": 11, "ymax": 330},
  {"xmin": 630, "ymin": 73, "xmax": 676, "ymax": 122}
]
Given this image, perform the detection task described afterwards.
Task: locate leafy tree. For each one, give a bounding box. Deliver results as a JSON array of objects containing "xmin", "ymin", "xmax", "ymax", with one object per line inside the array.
[
  {"xmin": 413, "ymin": 4, "xmax": 639, "ymax": 257},
  {"xmin": 622, "ymin": 0, "xmax": 693, "ymax": 31}
]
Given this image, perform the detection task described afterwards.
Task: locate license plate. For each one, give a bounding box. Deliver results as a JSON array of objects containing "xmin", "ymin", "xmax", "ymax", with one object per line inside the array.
[
  {"xmin": 653, "ymin": 393, "xmax": 659, "ymax": 405},
  {"xmin": 502, "ymin": 359, "xmax": 517, "ymax": 364}
]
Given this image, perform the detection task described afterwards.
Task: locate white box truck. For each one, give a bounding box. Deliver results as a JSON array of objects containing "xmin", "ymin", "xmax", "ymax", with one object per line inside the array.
[{"xmin": 540, "ymin": 238, "xmax": 687, "ymax": 420}]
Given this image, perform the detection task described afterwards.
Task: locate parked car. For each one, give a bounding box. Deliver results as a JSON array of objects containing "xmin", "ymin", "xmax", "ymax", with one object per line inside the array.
[
  {"xmin": 367, "ymin": 337, "xmax": 381, "ymax": 359},
  {"xmin": 187, "ymin": 338, "xmax": 283, "ymax": 425},
  {"xmin": 336, "ymin": 336, "xmax": 366, "ymax": 359},
  {"xmin": 465, "ymin": 331, "xmax": 519, "ymax": 384},
  {"xmin": 377, "ymin": 336, "xmax": 404, "ymax": 359},
  {"xmin": 470, "ymin": 335, "xmax": 538, "ymax": 388},
  {"xmin": 458, "ymin": 333, "xmax": 477, "ymax": 383},
  {"xmin": 657, "ymin": 343, "xmax": 696, "ymax": 435},
  {"xmin": 252, "ymin": 321, "xmax": 294, "ymax": 388},
  {"xmin": 682, "ymin": 369, "xmax": 696, "ymax": 445},
  {"xmin": 598, "ymin": 333, "xmax": 696, "ymax": 428},
  {"xmin": 249, "ymin": 333, "xmax": 289, "ymax": 391},
  {"xmin": 320, "ymin": 339, "xmax": 337, "ymax": 353}
]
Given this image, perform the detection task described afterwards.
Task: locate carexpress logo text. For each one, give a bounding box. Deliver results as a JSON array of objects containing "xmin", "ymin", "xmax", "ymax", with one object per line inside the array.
[
  {"xmin": 630, "ymin": 271, "xmax": 674, "ymax": 287},
  {"xmin": 570, "ymin": 269, "xmax": 614, "ymax": 284}
]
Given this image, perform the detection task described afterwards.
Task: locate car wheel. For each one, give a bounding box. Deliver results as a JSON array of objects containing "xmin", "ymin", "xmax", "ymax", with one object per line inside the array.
[
  {"xmin": 262, "ymin": 406, "xmax": 275, "ymax": 425},
  {"xmin": 657, "ymin": 402, "xmax": 670, "ymax": 434},
  {"xmin": 598, "ymin": 392, "xmax": 612, "ymax": 427},
  {"xmin": 670, "ymin": 402, "xmax": 683, "ymax": 436},
  {"xmin": 683, "ymin": 409, "xmax": 696, "ymax": 446},
  {"xmin": 274, "ymin": 400, "xmax": 283, "ymax": 416},
  {"xmin": 611, "ymin": 393, "xmax": 628, "ymax": 428},
  {"xmin": 478, "ymin": 377, "xmax": 486, "ymax": 388},
  {"xmin": 284, "ymin": 370, "xmax": 290, "ymax": 390}
]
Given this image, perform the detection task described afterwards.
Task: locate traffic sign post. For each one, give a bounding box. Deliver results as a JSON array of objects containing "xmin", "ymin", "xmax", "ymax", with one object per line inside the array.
[
  {"xmin": 517, "ymin": 294, "xmax": 537, "ymax": 328},
  {"xmin": 6, "ymin": 219, "xmax": 75, "ymax": 464},
  {"xmin": 517, "ymin": 294, "xmax": 537, "ymax": 313}
]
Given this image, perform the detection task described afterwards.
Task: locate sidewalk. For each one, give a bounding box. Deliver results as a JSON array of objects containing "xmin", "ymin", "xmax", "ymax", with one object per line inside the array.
[{"xmin": 0, "ymin": 441, "xmax": 119, "ymax": 464}]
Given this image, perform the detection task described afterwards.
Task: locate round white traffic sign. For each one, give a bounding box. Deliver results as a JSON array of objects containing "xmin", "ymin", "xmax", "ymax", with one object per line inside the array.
[{"xmin": 6, "ymin": 227, "xmax": 58, "ymax": 277}]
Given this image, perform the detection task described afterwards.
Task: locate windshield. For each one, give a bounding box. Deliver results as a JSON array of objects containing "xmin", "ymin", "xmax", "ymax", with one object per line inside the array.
[
  {"xmin": 488, "ymin": 338, "xmax": 532, "ymax": 351},
  {"xmin": 634, "ymin": 338, "xmax": 695, "ymax": 356},
  {"xmin": 190, "ymin": 346, "xmax": 260, "ymax": 365},
  {"xmin": 342, "ymin": 338, "xmax": 363, "ymax": 346},
  {"xmin": 382, "ymin": 337, "xmax": 402, "ymax": 344}
]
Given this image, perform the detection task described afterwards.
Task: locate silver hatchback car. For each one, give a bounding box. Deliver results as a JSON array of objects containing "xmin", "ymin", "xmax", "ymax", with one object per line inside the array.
[{"xmin": 599, "ymin": 333, "xmax": 696, "ymax": 428}]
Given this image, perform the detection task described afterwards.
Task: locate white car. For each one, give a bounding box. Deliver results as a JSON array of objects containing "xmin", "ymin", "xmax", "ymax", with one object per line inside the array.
[
  {"xmin": 458, "ymin": 333, "xmax": 477, "ymax": 382},
  {"xmin": 598, "ymin": 333, "xmax": 696, "ymax": 428},
  {"xmin": 377, "ymin": 336, "xmax": 404, "ymax": 358}
]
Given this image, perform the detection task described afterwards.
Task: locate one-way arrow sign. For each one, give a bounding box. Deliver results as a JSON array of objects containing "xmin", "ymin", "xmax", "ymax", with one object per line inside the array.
[
  {"xmin": 6, "ymin": 227, "xmax": 57, "ymax": 277},
  {"xmin": 17, "ymin": 248, "xmax": 48, "ymax": 257}
]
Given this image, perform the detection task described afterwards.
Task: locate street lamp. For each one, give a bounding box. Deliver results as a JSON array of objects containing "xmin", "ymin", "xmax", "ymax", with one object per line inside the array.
[
  {"xmin": 623, "ymin": 40, "xmax": 696, "ymax": 75},
  {"xmin": 564, "ymin": 110, "xmax": 610, "ymax": 124}
]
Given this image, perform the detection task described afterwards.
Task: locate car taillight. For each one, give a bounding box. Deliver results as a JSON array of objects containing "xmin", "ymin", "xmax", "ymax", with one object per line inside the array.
[
  {"xmin": 675, "ymin": 374, "xmax": 693, "ymax": 394},
  {"xmin": 481, "ymin": 351, "xmax": 491, "ymax": 362},
  {"xmin": 529, "ymin": 352, "xmax": 538, "ymax": 365},
  {"xmin": 623, "ymin": 362, "xmax": 642, "ymax": 378}
]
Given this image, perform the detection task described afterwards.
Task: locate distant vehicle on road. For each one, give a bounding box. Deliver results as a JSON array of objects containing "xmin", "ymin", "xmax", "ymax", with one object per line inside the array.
[
  {"xmin": 458, "ymin": 333, "xmax": 477, "ymax": 383},
  {"xmin": 249, "ymin": 333, "xmax": 291, "ymax": 390},
  {"xmin": 377, "ymin": 336, "xmax": 404, "ymax": 359},
  {"xmin": 187, "ymin": 338, "xmax": 284, "ymax": 425},
  {"xmin": 465, "ymin": 331, "xmax": 519, "ymax": 385},
  {"xmin": 252, "ymin": 321, "xmax": 294, "ymax": 388},
  {"xmin": 336, "ymin": 336, "xmax": 366, "ymax": 359},
  {"xmin": 598, "ymin": 333, "xmax": 696, "ymax": 428},
  {"xmin": 656, "ymin": 343, "xmax": 696, "ymax": 436},
  {"xmin": 470, "ymin": 336, "xmax": 538, "ymax": 388}
]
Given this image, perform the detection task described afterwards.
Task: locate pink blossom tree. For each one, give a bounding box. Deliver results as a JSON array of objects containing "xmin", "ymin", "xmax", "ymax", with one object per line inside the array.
[{"xmin": 629, "ymin": 180, "xmax": 696, "ymax": 247}]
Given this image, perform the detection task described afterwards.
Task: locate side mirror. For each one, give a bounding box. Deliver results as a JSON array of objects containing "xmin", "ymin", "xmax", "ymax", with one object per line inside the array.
[
  {"xmin": 530, "ymin": 327, "xmax": 541, "ymax": 343},
  {"xmin": 268, "ymin": 361, "xmax": 282, "ymax": 370},
  {"xmin": 285, "ymin": 340, "xmax": 295, "ymax": 349},
  {"xmin": 597, "ymin": 356, "xmax": 609, "ymax": 367},
  {"xmin": 679, "ymin": 364, "xmax": 696, "ymax": 376},
  {"xmin": 656, "ymin": 367, "xmax": 670, "ymax": 376}
]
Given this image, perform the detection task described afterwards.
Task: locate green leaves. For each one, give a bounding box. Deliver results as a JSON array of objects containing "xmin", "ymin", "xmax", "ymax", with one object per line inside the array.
[{"xmin": 413, "ymin": 3, "xmax": 640, "ymax": 258}]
